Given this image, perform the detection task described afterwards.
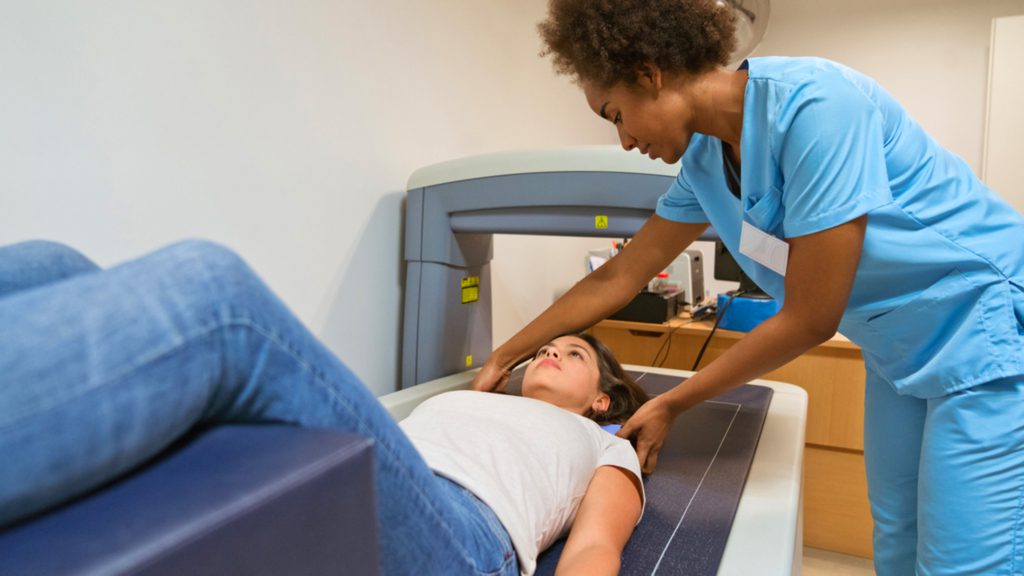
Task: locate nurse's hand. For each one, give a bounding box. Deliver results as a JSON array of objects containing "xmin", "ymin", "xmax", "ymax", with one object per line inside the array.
[
  {"xmin": 471, "ymin": 358, "xmax": 511, "ymax": 393},
  {"xmin": 617, "ymin": 395, "xmax": 679, "ymax": 474}
]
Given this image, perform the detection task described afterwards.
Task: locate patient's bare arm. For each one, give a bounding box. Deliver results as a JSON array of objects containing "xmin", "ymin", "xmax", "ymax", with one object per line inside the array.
[{"xmin": 555, "ymin": 465, "xmax": 643, "ymax": 576}]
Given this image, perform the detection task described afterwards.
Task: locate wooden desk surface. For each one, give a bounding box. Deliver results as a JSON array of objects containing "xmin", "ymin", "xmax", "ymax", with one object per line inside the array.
[{"xmin": 597, "ymin": 313, "xmax": 860, "ymax": 351}]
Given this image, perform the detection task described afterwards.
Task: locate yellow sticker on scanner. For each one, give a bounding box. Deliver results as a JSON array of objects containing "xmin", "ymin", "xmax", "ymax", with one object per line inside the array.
[
  {"xmin": 465, "ymin": 355, "xmax": 473, "ymax": 367},
  {"xmin": 595, "ymin": 215, "xmax": 609, "ymax": 229},
  {"xmin": 461, "ymin": 276, "xmax": 480, "ymax": 304}
]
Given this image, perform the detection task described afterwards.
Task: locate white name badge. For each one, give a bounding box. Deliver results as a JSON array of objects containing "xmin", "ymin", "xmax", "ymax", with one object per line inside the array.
[{"xmin": 739, "ymin": 221, "xmax": 789, "ymax": 276}]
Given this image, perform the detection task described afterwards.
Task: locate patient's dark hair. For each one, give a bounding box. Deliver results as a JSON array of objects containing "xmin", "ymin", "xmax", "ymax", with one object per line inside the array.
[
  {"xmin": 573, "ymin": 332, "xmax": 650, "ymax": 425},
  {"xmin": 537, "ymin": 0, "xmax": 737, "ymax": 88}
]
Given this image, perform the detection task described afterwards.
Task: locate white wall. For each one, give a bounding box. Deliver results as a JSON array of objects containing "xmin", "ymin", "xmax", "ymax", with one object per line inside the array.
[
  {"xmin": 491, "ymin": 0, "xmax": 1024, "ymax": 346},
  {"xmin": 753, "ymin": 0, "xmax": 1024, "ymax": 174},
  {"xmin": 0, "ymin": 0, "xmax": 611, "ymax": 395},
  {"xmin": 983, "ymin": 14, "xmax": 1024, "ymax": 212}
]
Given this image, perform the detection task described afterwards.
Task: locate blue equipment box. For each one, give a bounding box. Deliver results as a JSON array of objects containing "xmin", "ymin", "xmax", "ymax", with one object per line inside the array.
[{"xmin": 716, "ymin": 292, "xmax": 781, "ymax": 332}]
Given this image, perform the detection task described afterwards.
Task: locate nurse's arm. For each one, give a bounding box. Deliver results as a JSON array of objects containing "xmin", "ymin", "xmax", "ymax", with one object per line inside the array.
[
  {"xmin": 658, "ymin": 215, "xmax": 867, "ymax": 414},
  {"xmin": 555, "ymin": 465, "xmax": 643, "ymax": 576},
  {"xmin": 473, "ymin": 215, "xmax": 708, "ymax": 391}
]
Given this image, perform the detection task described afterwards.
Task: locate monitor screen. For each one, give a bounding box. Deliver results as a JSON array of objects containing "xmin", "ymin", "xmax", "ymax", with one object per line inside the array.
[{"xmin": 713, "ymin": 240, "xmax": 766, "ymax": 295}]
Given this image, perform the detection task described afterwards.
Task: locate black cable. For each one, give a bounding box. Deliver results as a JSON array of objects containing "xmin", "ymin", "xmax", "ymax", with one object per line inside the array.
[
  {"xmin": 657, "ymin": 325, "xmax": 674, "ymax": 368},
  {"xmin": 649, "ymin": 317, "xmax": 699, "ymax": 367},
  {"xmin": 691, "ymin": 290, "xmax": 746, "ymax": 371}
]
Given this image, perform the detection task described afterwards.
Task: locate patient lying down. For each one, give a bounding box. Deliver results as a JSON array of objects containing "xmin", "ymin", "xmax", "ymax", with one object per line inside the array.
[
  {"xmin": 401, "ymin": 333, "xmax": 649, "ymax": 575},
  {"xmin": 0, "ymin": 242, "xmax": 644, "ymax": 576}
]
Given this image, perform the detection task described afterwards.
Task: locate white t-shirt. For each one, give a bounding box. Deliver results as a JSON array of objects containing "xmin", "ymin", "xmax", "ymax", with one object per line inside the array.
[{"xmin": 398, "ymin": 390, "xmax": 645, "ymax": 576}]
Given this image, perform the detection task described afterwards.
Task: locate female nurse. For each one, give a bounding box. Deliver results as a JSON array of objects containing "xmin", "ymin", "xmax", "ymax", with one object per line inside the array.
[{"xmin": 472, "ymin": 0, "xmax": 1024, "ymax": 573}]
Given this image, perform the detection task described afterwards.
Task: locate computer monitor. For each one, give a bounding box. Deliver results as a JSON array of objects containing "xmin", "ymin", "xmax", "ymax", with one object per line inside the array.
[{"xmin": 713, "ymin": 240, "xmax": 766, "ymax": 295}]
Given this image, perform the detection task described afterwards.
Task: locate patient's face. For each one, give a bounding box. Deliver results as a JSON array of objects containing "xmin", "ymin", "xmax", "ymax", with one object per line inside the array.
[{"xmin": 521, "ymin": 336, "xmax": 609, "ymax": 416}]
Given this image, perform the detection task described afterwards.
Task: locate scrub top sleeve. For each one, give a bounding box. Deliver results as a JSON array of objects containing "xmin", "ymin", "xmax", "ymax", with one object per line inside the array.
[
  {"xmin": 775, "ymin": 76, "xmax": 893, "ymax": 238},
  {"xmin": 655, "ymin": 167, "xmax": 711, "ymax": 223}
]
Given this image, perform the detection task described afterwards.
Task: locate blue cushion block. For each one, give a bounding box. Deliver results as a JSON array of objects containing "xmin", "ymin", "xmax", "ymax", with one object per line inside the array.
[
  {"xmin": 0, "ymin": 425, "xmax": 379, "ymax": 576},
  {"xmin": 717, "ymin": 293, "xmax": 782, "ymax": 332}
]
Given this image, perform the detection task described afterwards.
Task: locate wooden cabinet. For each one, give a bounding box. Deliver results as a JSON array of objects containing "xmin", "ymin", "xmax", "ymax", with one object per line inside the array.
[{"xmin": 590, "ymin": 315, "xmax": 875, "ymax": 558}]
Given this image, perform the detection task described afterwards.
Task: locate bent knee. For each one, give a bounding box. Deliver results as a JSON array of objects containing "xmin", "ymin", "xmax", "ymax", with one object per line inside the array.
[
  {"xmin": 0, "ymin": 240, "xmax": 99, "ymax": 282},
  {"xmin": 159, "ymin": 239, "xmax": 265, "ymax": 298},
  {"xmin": 9, "ymin": 240, "xmax": 97, "ymax": 272},
  {"xmin": 163, "ymin": 239, "xmax": 250, "ymax": 273}
]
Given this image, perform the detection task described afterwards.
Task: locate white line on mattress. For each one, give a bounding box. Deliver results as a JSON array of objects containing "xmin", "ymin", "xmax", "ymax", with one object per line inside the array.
[
  {"xmin": 650, "ymin": 402, "xmax": 742, "ymax": 575},
  {"xmin": 648, "ymin": 392, "xmax": 740, "ymax": 409},
  {"xmin": 633, "ymin": 372, "xmax": 740, "ymax": 408}
]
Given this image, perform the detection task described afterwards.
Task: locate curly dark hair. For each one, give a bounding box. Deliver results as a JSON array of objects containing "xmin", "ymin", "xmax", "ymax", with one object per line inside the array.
[
  {"xmin": 538, "ymin": 0, "xmax": 737, "ymax": 88},
  {"xmin": 573, "ymin": 332, "xmax": 650, "ymax": 425}
]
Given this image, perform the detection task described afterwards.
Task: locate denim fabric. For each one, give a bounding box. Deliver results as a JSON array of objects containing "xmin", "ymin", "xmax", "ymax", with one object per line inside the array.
[
  {"xmin": 864, "ymin": 371, "xmax": 1024, "ymax": 575},
  {"xmin": 0, "ymin": 239, "xmax": 517, "ymax": 576},
  {"xmin": 0, "ymin": 240, "xmax": 100, "ymax": 296}
]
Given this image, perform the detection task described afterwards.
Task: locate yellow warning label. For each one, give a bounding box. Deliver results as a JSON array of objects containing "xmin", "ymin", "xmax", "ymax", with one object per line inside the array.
[
  {"xmin": 465, "ymin": 355, "xmax": 473, "ymax": 367},
  {"xmin": 595, "ymin": 215, "xmax": 609, "ymax": 229},
  {"xmin": 461, "ymin": 276, "xmax": 480, "ymax": 304}
]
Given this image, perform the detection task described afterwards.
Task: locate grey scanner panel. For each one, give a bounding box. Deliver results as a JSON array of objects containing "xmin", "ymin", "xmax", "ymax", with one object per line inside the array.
[
  {"xmin": 403, "ymin": 261, "xmax": 493, "ymax": 388},
  {"xmin": 408, "ymin": 172, "xmax": 673, "ymax": 267},
  {"xmin": 402, "ymin": 169, "xmax": 715, "ymax": 388},
  {"xmin": 451, "ymin": 206, "xmax": 653, "ymax": 237}
]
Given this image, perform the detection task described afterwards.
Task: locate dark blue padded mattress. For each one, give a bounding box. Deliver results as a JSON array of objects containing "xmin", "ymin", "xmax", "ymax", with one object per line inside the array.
[{"xmin": 516, "ymin": 369, "xmax": 774, "ymax": 576}]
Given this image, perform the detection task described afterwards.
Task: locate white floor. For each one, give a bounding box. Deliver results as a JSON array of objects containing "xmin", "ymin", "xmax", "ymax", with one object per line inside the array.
[{"xmin": 803, "ymin": 548, "xmax": 875, "ymax": 576}]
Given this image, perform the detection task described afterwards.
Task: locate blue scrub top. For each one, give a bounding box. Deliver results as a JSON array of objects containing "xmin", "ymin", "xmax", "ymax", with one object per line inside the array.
[{"xmin": 656, "ymin": 57, "xmax": 1024, "ymax": 398}]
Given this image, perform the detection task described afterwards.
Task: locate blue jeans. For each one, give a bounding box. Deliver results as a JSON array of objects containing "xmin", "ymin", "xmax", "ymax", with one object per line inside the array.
[
  {"xmin": 0, "ymin": 240, "xmax": 517, "ymax": 576},
  {"xmin": 864, "ymin": 370, "xmax": 1024, "ymax": 575}
]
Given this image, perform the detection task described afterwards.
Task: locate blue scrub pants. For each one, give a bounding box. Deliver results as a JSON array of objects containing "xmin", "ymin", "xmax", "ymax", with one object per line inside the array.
[
  {"xmin": 0, "ymin": 240, "xmax": 518, "ymax": 576},
  {"xmin": 864, "ymin": 370, "xmax": 1024, "ymax": 575}
]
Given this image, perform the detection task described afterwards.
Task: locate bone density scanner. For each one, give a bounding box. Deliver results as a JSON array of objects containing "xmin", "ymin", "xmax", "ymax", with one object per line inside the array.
[
  {"xmin": 403, "ymin": 145, "xmax": 687, "ymax": 389},
  {"xmin": 396, "ymin": 146, "xmax": 807, "ymax": 575}
]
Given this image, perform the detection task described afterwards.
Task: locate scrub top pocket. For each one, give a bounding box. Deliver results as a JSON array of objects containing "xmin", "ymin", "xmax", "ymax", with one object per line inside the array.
[{"xmin": 743, "ymin": 186, "xmax": 784, "ymax": 235}]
